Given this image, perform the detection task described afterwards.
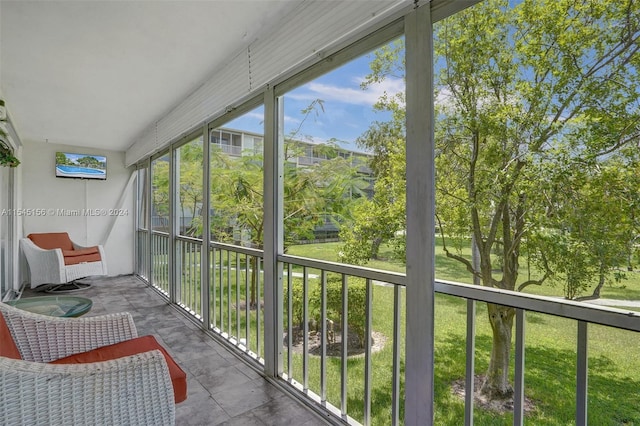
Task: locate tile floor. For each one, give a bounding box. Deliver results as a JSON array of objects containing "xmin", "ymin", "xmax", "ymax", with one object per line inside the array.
[{"xmin": 21, "ymin": 275, "xmax": 332, "ymax": 426}]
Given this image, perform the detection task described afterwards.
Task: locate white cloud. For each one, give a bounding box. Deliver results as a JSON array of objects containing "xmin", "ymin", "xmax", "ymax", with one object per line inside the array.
[
  {"xmin": 288, "ymin": 76, "xmax": 405, "ymax": 107},
  {"xmin": 245, "ymin": 111, "xmax": 264, "ymax": 121},
  {"xmin": 239, "ymin": 109, "xmax": 300, "ymax": 125},
  {"xmin": 284, "ymin": 114, "xmax": 300, "ymax": 124},
  {"xmin": 435, "ymin": 87, "xmax": 454, "ymax": 106}
]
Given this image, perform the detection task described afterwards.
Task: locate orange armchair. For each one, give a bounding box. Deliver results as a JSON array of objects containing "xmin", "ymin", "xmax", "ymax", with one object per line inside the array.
[
  {"xmin": 20, "ymin": 232, "xmax": 108, "ymax": 290},
  {"xmin": 0, "ymin": 302, "xmax": 187, "ymax": 425}
]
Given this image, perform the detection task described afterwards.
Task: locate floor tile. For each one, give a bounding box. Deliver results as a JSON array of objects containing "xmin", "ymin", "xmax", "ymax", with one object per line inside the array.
[{"xmin": 19, "ymin": 275, "xmax": 330, "ymax": 426}]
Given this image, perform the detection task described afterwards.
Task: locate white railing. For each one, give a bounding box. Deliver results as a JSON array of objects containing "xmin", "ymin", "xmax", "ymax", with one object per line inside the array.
[
  {"xmin": 136, "ymin": 229, "xmax": 149, "ymax": 280},
  {"xmin": 297, "ymin": 156, "xmax": 325, "ymax": 166},
  {"xmin": 175, "ymin": 235, "xmax": 203, "ymax": 319},
  {"xmin": 150, "ymin": 231, "xmax": 170, "ymax": 296},
  {"xmin": 213, "ymin": 143, "xmax": 242, "ymax": 156},
  {"xmin": 435, "ymin": 280, "xmax": 640, "ymax": 425},
  {"xmin": 136, "ymin": 236, "xmax": 640, "ymax": 425},
  {"xmin": 208, "ymin": 241, "xmax": 265, "ymax": 361},
  {"xmin": 279, "ymin": 254, "xmax": 405, "ymax": 425}
]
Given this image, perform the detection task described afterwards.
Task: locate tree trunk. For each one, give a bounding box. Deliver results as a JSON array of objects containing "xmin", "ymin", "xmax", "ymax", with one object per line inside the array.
[
  {"xmin": 481, "ymin": 303, "xmax": 515, "ymax": 399},
  {"xmin": 589, "ymin": 263, "xmax": 607, "ymax": 299},
  {"xmin": 371, "ymin": 237, "xmax": 383, "ymax": 260}
]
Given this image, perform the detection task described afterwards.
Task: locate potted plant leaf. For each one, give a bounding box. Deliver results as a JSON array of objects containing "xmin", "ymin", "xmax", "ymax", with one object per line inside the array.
[{"xmin": 0, "ymin": 100, "xmax": 19, "ymax": 167}]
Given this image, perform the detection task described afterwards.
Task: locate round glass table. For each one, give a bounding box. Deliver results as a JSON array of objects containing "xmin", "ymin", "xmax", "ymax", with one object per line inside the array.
[{"xmin": 6, "ymin": 295, "xmax": 93, "ymax": 317}]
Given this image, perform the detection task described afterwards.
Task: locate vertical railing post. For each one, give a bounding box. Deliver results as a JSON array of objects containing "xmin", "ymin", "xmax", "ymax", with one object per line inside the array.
[
  {"xmin": 286, "ymin": 263, "xmax": 293, "ymax": 379},
  {"xmin": 577, "ymin": 321, "xmax": 588, "ymax": 424},
  {"xmin": 405, "ymin": 3, "xmax": 435, "ymax": 425},
  {"xmin": 256, "ymin": 257, "xmax": 262, "ymax": 358},
  {"xmin": 392, "ymin": 285, "xmax": 402, "ymax": 426},
  {"xmin": 302, "ymin": 267, "xmax": 309, "ymax": 390},
  {"xmin": 465, "ymin": 299, "xmax": 476, "ymax": 426},
  {"xmin": 340, "ymin": 274, "xmax": 349, "ymax": 420},
  {"xmin": 245, "ymin": 253, "xmax": 250, "ymax": 348},
  {"xmin": 467, "ymin": 235, "xmax": 481, "ymax": 425},
  {"xmin": 220, "ymin": 250, "xmax": 225, "ymax": 332},
  {"xmin": 514, "ymin": 309, "xmax": 526, "ymax": 425},
  {"xmin": 363, "ymin": 278, "xmax": 373, "ymax": 425},
  {"xmin": 226, "ymin": 250, "xmax": 231, "ymax": 335},
  {"xmin": 263, "ymin": 86, "xmax": 284, "ymax": 377},
  {"xmin": 212, "ymin": 247, "xmax": 218, "ymax": 329},
  {"xmin": 236, "ymin": 253, "xmax": 240, "ymax": 341},
  {"xmin": 320, "ymin": 271, "xmax": 327, "ymax": 403}
]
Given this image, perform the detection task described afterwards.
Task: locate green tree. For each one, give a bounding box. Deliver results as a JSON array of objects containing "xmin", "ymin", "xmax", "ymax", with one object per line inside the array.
[
  {"xmin": 339, "ymin": 121, "xmax": 406, "ymax": 263},
  {"xmin": 210, "ymin": 106, "xmax": 368, "ymax": 306},
  {"xmin": 177, "ymin": 140, "xmax": 204, "ymax": 237},
  {"xmin": 151, "ymin": 158, "xmax": 170, "ymax": 231},
  {"xmin": 530, "ymin": 157, "xmax": 637, "ymax": 299},
  {"xmin": 76, "ymin": 156, "xmax": 102, "ymax": 169},
  {"xmin": 342, "ymin": 0, "xmax": 640, "ymax": 400},
  {"xmin": 212, "ymin": 148, "xmax": 365, "ymax": 306},
  {"xmin": 55, "ymin": 152, "xmax": 71, "ymax": 166}
]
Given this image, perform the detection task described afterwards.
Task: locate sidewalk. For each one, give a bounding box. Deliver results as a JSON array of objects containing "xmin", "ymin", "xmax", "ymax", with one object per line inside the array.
[{"xmin": 584, "ymin": 298, "xmax": 640, "ymax": 308}]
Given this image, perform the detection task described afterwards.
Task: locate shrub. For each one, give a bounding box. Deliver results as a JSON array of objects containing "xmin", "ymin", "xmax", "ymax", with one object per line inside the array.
[
  {"xmin": 287, "ymin": 274, "xmax": 369, "ymax": 348},
  {"xmin": 312, "ymin": 274, "xmax": 368, "ymax": 347},
  {"xmin": 289, "ymin": 279, "xmax": 305, "ymax": 327}
]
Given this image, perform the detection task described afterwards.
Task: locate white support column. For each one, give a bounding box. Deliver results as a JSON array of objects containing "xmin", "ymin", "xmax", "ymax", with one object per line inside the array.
[
  {"xmin": 169, "ymin": 148, "xmax": 178, "ymax": 303},
  {"xmin": 145, "ymin": 157, "xmax": 152, "ymax": 282},
  {"xmin": 405, "ymin": 4, "xmax": 435, "ymax": 425},
  {"xmin": 201, "ymin": 124, "xmax": 211, "ymax": 329},
  {"xmin": 263, "ymin": 86, "xmax": 284, "ymax": 377},
  {"xmin": 133, "ymin": 170, "xmax": 139, "ymax": 276}
]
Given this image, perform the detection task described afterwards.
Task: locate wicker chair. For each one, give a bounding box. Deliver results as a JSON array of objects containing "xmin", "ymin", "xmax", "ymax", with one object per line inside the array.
[
  {"xmin": 0, "ymin": 302, "xmax": 179, "ymax": 426},
  {"xmin": 20, "ymin": 232, "xmax": 108, "ymax": 291}
]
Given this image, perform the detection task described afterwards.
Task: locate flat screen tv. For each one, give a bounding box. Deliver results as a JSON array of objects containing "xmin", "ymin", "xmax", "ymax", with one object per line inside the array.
[{"xmin": 55, "ymin": 152, "xmax": 107, "ymax": 180}]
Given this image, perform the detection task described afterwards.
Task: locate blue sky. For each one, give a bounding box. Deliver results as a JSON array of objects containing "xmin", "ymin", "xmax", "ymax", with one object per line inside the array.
[{"xmin": 226, "ymin": 52, "xmax": 404, "ymax": 153}]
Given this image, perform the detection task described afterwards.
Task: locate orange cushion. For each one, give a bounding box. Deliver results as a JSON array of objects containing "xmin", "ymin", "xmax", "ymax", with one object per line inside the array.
[
  {"xmin": 63, "ymin": 254, "xmax": 102, "ymax": 265},
  {"xmin": 50, "ymin": 335, "xmax": 187, "ymax": 403},
  {"xmin": 28, "ymin": 232, "xmax": 74, "ymax": 251},
  {"xmin": 62, "ymin": 247, "xmax": 99, "ymax": 257},
  {"xmin": 62, "ymin": 247, "xmax": 101, "ymax": 265},
  {"xmin": 0, "ymin": 311, "xmax": 22, "ymax": 360}
]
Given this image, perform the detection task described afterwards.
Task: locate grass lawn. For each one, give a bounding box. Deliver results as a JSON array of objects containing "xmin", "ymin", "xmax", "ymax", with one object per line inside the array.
[
  {"xmin": 288, "ymin": 240, "xmax": 640, "ymax": 300},
  {"xmin": 154, "ymin": 239, "xmax": 640, "ymax": 424},
  {"xmin": 285, "ymin": 241, "xmax": 640, "ymax": 425}
]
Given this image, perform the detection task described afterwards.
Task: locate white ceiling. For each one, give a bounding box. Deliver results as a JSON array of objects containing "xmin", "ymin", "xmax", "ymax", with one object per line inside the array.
[{"xmin": 0, "ymin": 0, "xmax": 298, "ymax": 151}]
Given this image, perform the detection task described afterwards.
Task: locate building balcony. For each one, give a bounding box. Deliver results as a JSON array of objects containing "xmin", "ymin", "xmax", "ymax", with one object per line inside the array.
[{"xmin": 213, "ymin": 144, "xmax": 243, "ymax": 157}]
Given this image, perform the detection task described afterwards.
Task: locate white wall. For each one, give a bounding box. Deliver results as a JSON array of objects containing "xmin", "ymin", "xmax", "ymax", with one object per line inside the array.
[{"xmin": 20, "ymin": 140, "xmax": 135, "ymax": 277}]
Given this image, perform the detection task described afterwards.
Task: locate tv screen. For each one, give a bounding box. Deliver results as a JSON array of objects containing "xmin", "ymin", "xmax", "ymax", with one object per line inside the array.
[{"xmin": 55, "ymin": 152, "xmax": 107, "ymax": 180}]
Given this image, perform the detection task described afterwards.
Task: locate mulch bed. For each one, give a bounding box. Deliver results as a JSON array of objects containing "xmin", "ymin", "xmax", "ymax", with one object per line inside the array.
[
  {"xmin": 284, "ymin": 325, "xmax": 386, "ymax": 357},
  {"xmin": 451, "ymin": 374, "xmax": 537, "ymax": 415}
]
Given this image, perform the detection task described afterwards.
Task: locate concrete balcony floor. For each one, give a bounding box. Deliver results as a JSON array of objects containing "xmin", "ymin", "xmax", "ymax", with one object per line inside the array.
[{"xmin": 21, "ymin": 275, "xmax": 330, "ymax": 426}]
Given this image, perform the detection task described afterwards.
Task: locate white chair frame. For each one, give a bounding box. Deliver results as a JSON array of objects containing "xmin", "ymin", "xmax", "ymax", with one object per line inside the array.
[{"xmin": 20, "ymin": 237, "xmax": 107, "ymax": 289}]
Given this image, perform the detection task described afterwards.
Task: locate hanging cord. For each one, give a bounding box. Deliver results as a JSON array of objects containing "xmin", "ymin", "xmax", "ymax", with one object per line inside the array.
[{"xmin": 99, "ymin": 169, "xmax": 136, "ymax": 246}]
